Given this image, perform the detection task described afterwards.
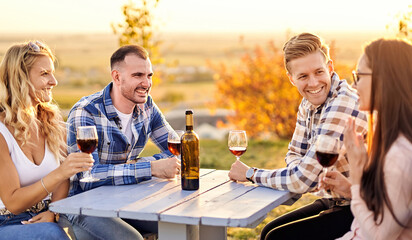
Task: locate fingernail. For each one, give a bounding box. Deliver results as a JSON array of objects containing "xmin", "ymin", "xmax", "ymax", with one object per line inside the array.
[
  {"xmin": 28, "ymin": 219, "xmax": 33, "ymax": 222},
  {"xmin": 21, "ymin": 221, "xmax": 26, "ymax": 224}
]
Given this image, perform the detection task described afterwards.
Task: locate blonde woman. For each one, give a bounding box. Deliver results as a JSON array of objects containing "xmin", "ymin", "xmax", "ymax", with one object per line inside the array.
[{"xmin": 0, "ymin": 41, "xmax": 93, "ymax": 239}]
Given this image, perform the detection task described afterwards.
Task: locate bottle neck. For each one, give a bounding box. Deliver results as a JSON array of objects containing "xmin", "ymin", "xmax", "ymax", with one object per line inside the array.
[{"xmin": 186, "ymin": 114, "xmax": 194, "ymax": 131}]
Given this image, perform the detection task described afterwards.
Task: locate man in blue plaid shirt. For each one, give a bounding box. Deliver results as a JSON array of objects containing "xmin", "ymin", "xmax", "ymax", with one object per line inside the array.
[
  {"xmin": 228, "ymin": 33, "xmax": 368, "ymax": 239},
  {"xmin": 66, "ymin": 45, "xmax": 180, "ymax": 239}
]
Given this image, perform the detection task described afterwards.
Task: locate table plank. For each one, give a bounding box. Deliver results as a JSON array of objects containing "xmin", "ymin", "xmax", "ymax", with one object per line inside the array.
[
  {"xmin": 201, "ymin": 187, "xmax": 295, "ymax": 228},
  {"xmin": 50, "ymin": 169, "xmax": 217, "ymax": 217},
  {"xmin": 50, "ymin": 183, "xmax": 143, "ymax": 215},
  {"xmin": 159, "ymin": 180, "xmax": 251, "ymax": 225},
  {"xmin": 160, "ymin": 181, "xmax": 295, "ymax": 228},
  {"xmin": 119, "ymin": 170, "xmax": 231, "ymax": 221}
]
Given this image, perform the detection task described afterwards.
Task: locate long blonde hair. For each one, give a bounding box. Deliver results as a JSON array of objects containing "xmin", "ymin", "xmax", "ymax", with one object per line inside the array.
[{"xmin": 0, "ymin": 41, "xmax": 66, "ymax": 161}]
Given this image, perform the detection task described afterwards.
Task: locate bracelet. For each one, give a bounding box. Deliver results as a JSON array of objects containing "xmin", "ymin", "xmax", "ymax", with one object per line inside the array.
[{"xmin": 40, "ymin": 178, "xmax": 51, "ymax": 196}]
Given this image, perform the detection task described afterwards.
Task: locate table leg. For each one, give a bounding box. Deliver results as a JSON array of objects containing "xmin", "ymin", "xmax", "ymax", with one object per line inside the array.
[
  {"xmin": 200, "ymin": 225, "xmax": 227, "ymax": 240},
  {"xmin": 158, "ymin": 222, "xmax": 199, "ymax": 240}
]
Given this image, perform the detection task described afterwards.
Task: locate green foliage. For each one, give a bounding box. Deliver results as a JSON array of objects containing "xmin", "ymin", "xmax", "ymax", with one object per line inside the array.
[
  {"xmin": 140, "ymin": 138, "xmax": 290, "ymax": 170},
  {"xmin": 158, "ymin": 91, "xmax": 185, "ymax": 103},
  {"xmin": 111, "ymin": 0, "xmax": 163, "ymax": 84},
  {"xmin": 210, "ymin": 41, "xmax": 301, "ymax": 139}
]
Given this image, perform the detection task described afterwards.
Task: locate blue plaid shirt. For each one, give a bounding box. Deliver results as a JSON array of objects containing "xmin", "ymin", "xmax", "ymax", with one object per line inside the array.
[
  {"xmin": 67, "ymin": 83, "xmax": 174, "ymax": 196},
  {"xmin": 253, "ymin": 73, "xmax": 368, "ymax": 195}
]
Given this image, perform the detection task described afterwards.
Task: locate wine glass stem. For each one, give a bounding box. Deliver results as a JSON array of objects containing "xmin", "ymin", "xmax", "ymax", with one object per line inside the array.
[
  {"xmin": 236, "ymin": 156, "xmax": 240, "ymax": 161},
  {"xmin": 323, "ymin": 167, "xmax": 328, "ymax": 176},
  {"xmin": 323, "ymin": 167, "xmax": 333, "ymax": 197}
]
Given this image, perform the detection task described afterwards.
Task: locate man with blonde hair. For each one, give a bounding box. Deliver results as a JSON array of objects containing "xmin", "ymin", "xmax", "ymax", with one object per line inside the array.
[{"xmin": 229, "ymin": 33, "xmax": 368, "ymax": 239}]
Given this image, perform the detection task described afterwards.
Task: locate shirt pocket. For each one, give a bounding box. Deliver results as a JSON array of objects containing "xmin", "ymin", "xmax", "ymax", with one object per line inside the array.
[{"xmin": 101, "ymin": 133, "xmax": 128, "ymax": 164}]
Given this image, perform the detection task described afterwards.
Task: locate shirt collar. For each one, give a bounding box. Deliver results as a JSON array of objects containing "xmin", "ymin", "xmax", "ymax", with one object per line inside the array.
[
  {"xmin": 103, "ymin": 82, "xmax": 143, "ymax": 120},
  {"xmin": 103, "ymin": 83, "xmax": 120, "ymax": 120}
]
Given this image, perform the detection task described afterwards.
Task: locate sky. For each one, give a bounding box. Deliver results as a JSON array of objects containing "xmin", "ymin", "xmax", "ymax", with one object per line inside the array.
[{"xmin": 0, "ymin": 0, "xmax": 410, "ymax": 34}]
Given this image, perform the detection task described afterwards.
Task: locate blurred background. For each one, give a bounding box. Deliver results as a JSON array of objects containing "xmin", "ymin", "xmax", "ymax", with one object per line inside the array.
[{"xmin": 1, "ymin": 0, "xmax": 411, "ymax": 239}]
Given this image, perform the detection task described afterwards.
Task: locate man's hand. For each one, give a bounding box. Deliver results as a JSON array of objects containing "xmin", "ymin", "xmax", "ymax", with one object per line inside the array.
[
  {"xmin": 318, "ymin": 170, "xmax": 352, "ymax": 199},
  {"xmin": 228, "ymin": 159, "xmax": 250, "ymax": 182},
  {"xmin": 151, "ymin": 157, "xmax": 181, "ymax": 179}
]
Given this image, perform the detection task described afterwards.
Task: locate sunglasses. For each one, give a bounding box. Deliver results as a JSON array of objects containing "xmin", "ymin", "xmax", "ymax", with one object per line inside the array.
[
  {"xmin": 351, "ymin": 70, "xmax": 372, "ymax": 86},
  {"xmin": 27, "ymin": 41, "xmax": 46, "ymax": 52}
]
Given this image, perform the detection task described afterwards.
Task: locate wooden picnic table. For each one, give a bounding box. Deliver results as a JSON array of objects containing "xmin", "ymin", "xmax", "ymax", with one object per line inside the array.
[{"xmin": 50, "ymin": 169, "xmax": 296, "ymax": 240}]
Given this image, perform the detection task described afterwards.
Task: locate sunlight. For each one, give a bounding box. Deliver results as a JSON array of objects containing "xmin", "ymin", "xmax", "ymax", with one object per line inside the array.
[{"xmin": 0, "ymin": 0, "xmax": 410, "ymax": 34}]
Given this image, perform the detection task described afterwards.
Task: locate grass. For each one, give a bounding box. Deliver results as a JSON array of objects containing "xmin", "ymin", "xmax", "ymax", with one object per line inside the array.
[{"xmin": 141, "ymin": 139, "xmax": 319, "ymax": 240}]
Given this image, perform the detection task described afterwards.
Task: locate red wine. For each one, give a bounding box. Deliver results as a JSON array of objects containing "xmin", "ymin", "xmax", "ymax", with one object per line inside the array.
[
  {"xmin": 168, "ymin": 141, "xmax": 181, "ymax": 156},
  {"xmin": 77, "ymin": 138, "xmax": 98, "ymax": 154},
  {"xmin": 229, "ymin": 147, "xmax": 247, "ymax": 157},
  {"xmin": 316, "ymin": 151, "xmax": 338, "ymax": 167}
]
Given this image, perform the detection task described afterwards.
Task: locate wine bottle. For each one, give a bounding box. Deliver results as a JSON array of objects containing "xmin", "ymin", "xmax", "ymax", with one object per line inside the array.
[{"xmin": 180, "ymin": 110, "xmax": 200, "ymax": 190}]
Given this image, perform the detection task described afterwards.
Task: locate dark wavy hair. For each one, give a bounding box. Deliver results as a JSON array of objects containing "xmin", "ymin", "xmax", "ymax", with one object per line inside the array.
[{"xmin": 361, "ymin": 38, "xmax": 412, "ymax": 226}]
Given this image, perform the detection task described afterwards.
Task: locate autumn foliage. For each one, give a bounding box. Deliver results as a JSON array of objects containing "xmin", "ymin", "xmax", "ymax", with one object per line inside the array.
[{"xmin": 211, "ymin": 41, "xmax": 301, "ymax": 139}]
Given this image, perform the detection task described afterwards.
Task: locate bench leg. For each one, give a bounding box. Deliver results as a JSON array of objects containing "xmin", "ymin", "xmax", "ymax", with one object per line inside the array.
[{"xmin": 200, "ymin": 225, "xmax": 227, "ymax": 240}]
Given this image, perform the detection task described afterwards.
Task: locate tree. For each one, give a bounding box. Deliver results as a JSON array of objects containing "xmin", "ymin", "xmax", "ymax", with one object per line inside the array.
[
  {"xmin": 211, "ymin": 41, "xmax": 301, "ymax": 139},
  {"xmin": 387, "ymin": 5, "xmax": 412, "ymax": 39},
  {"xmin": 112, "ymin": 0, "xmax": 163, "ymax": 83},
  {"xmin": 397, "ymin": 5, "xmax": 412, "ymax": 38}
]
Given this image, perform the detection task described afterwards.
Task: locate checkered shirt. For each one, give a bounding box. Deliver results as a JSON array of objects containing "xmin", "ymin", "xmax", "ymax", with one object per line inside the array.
[
  {"xmin": 253, "ymin": 73, "xmax": 368, "ymax": 194},
  {"xmin": 67, "ymin": 83, "xmax": 174, "ymax": 196}
]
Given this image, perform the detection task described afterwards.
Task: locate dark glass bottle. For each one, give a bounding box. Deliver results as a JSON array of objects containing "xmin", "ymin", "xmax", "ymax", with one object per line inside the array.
[{"xmin": 180, "ymin": 110, "xmax": 199, "ymax": 190}]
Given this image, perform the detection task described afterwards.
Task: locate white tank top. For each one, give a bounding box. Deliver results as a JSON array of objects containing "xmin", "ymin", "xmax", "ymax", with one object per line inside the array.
[{"xmin": 0, "ymin": 121, "xmax": 59, "ymax": 209}]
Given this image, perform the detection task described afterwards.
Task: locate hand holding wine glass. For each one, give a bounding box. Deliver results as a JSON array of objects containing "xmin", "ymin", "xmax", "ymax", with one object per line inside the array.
[
  {"xmin": 228, "ymin": 130, "xmax": 248, "ymax": 162},
  {"xmin": 77, "ymin": 126, "xmax": 99, "ymax": 183},
  {"xmin": 315, "ymin": 135, "xmax": 341, "ymax": 196}
]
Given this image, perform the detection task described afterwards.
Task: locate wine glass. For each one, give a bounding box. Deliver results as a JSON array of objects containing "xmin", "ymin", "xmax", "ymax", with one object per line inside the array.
[
  {"xmin": 77, "ymin": 126, "xmax": 99, "ymax": 183},
  {"xmin": 228, "ymin": 130, "xmax": 248, "ymax": 161},
  {"xmin": 168, "ymin": 130, "xmax": 184, "ymax": 158},
  {"xmin": 168, "ymin": 130, "xmax": 184, "ymax": 179},
  {"xmin": 315, "ymin": 135, "xmax": 341, "ymax": 196}
]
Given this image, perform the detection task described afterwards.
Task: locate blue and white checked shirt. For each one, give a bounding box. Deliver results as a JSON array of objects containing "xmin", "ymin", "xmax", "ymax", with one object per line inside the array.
[
  {"xmin": 253, "ymin": 73, "xmax": 368, "ymax": 195},
  {"xmin": 67, "ymin": 83, "xmax": 174, "ymax": 196}
]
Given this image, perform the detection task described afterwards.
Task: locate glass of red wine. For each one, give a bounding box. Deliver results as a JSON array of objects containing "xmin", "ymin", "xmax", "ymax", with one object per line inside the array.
[
  {"xmin": 168, "ymin": 130, "xmax": 184, "ymax": 178},
  {"xmin": 168, "ymin": 130, "xmax": 184, "ymax": 157},
  {"xmin": 77, "ymin": 126, "xmax": 99, "ymax": 183},
  {"xmin": 228, "ymin": 130, "xmax": 247, "ymax": 161},
  {"xmin": 315, "ymin": 135, "xmax": 341, "ymax": 196}
]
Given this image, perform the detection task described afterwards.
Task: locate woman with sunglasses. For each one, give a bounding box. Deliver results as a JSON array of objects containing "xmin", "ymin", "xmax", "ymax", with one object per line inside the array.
[
  {"xmin": 320, "ymin": 38, "xmax": 412, "ymax": 239},
  {"xmin": 0, "ymin": 41, "xmax": 94, "ymax": 239}
]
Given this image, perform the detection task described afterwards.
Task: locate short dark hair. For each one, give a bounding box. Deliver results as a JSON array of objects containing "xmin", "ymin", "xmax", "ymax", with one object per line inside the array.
[{"xmin": 110, "ymin": 45, "xmax": 149, "ymax": 70}]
